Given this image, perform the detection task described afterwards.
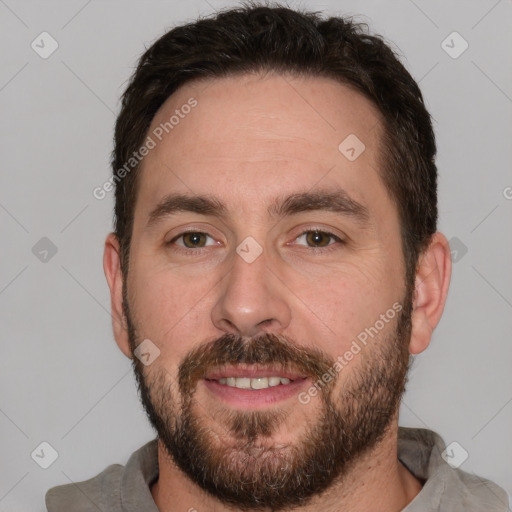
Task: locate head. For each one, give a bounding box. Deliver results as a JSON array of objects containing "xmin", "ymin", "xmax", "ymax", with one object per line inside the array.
[{"xmin": 103, "ymin": 3, "xmax": 451, "ymax": 510}]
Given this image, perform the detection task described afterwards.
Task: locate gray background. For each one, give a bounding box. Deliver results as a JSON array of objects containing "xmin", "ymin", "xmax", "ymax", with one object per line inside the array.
[{"xmin": 1, "ymin": 0, "xmax": 511, "ymax": 510}]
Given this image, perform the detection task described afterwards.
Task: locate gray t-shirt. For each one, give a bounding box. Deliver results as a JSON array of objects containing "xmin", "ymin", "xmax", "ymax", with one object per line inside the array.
[{"xmin": 45, "ymin": 427, "xmax": 509, "ymax": 511}]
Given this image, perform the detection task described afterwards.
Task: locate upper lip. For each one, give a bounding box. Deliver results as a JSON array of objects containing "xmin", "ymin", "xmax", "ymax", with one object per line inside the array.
[{"xmin": 204, "ymin": 365, "xmax": 307, "ymax": 381}]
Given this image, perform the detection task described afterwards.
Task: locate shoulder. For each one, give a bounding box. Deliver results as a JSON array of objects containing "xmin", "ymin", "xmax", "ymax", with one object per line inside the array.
[
  {"xmin": 45, "ymin": 439, "xmax": 159, "ymax": 512},
  {"xmin": 398, "ymin": 427, "xmax": 509, "ymax": 512},
  {"xmin": 45, "ymin": 463, "xmax": 124, "ymax": 511}
]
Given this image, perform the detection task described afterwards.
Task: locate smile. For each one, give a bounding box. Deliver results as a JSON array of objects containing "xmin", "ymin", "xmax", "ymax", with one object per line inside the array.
[{"xmin": 213, "ymin": 376, "xmax": 293, "ymax": 389}]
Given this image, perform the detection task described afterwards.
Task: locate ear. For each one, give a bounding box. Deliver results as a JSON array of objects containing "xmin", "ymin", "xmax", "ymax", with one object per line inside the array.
[
  {"xmin": 103, "ymin": 233, "xmax": 132, "ymax": 359},
  {"xmin": 409, "ymin": 232, "xmax": 452, "ymax": 355}
]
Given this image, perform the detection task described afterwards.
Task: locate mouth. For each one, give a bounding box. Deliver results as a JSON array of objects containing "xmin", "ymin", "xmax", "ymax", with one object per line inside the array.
[{"xmin": 202, "ymin": 365, "xmax": 309, "ymax": 407}]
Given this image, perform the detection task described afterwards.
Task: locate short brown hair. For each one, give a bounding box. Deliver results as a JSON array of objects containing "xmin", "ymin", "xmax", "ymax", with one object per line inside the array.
[{"xmin": 112, "ymin": 2, "xmax": 437, "ymax": 288}]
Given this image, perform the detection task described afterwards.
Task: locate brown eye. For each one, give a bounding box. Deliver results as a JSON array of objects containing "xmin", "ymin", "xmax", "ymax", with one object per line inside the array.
[
  {"xmin": 305, "ymin": 231, "xmax": 332, "ymax": 247},
  {"xmin": 295, "ymin": 230, "xmax": 342, "ymax": 248},
  {"xmin": 168, "ymin": 231, "xmax": 216, "ymax": 250},
  {"xmin": 181, "ymin": 232, "xmax": 208, "ymax": 248}
]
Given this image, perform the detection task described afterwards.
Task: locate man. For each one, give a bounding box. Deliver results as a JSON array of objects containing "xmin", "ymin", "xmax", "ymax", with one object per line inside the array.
[{"xmin": 46, "ymin": 3, "xmax": 509, "ymax": 511}]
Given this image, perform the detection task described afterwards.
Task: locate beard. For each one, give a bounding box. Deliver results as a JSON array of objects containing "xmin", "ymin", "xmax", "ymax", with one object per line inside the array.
[{"xmin": 123, "ymin": 283, "xmax": 413, "ymax": 511}]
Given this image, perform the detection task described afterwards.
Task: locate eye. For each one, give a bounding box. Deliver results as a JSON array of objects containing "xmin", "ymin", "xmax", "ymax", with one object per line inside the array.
[
  {"xmin": 166, "ymin": 229, "xmax": 343, "ymax": 254},
  {"xmin": 294, "ymin": 229, "xmax": 344, "ymax": 250},
  {"xmin": 168, "ymin": 231, "xmax": 218, "ymax": 250}
]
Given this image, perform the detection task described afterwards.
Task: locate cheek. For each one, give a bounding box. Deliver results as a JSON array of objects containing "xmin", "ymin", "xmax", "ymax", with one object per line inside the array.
[
  {"xmin": 128, "ymin": 261, "xmax": 218, "ymax": 363},
  {"xmin": 130, "ymin": 271, "xmax": 181, "ymax": 335},
  {"xmin": 287, "ymin": 259, "xmax": 401, "ymax": 356}
]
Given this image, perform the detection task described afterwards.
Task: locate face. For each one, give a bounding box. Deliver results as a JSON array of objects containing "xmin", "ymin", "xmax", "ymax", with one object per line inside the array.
[{"xmin": 122, "ymin": 72, "xmax": 414, "ymax": 509}]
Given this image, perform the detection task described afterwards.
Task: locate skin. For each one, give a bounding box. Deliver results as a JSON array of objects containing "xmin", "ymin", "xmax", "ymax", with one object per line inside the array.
[{"xmin": 104, "ymin": 72, "xmax": 452, "ymax": 511}]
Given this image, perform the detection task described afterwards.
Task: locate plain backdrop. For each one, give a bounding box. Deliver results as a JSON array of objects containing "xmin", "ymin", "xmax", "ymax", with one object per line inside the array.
[{"xmin": 1, "ymin": 1, "xmax": 511, "ymax": 510}]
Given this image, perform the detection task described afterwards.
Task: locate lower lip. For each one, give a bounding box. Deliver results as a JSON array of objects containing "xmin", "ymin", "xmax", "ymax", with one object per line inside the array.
[{"xmin": 203, "ymin": 378, "xmax": 309, "ymax": 408}]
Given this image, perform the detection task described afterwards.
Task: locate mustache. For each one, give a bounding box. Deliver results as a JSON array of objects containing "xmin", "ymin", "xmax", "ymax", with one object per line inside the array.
[{"xmin": 178, "ymin": 332, "xmax": 337, "ymax": 396}]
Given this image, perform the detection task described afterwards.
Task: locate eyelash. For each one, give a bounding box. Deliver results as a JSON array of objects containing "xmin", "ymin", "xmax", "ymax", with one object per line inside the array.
[{"xmin": 166, "ymin": 229, "xmax": 344, "ymax": 255}]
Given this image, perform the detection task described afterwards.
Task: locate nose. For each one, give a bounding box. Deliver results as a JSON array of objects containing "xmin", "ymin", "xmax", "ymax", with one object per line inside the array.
[{"xmin": 210, "ymin": 245, "xmax": 291, "ymax": 338}]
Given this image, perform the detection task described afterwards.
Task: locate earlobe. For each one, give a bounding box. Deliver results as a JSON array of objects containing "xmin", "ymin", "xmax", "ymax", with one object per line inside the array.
[
  {"xmin": 409, "ymin": 232, "xmax": 452, "ymax": 355},
  {"xmin": 103, "ymin": 233, "xmax": 132, "ymax": 359}
]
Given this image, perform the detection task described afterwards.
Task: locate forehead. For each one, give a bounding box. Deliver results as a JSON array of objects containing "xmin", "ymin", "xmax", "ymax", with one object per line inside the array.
[{"xmin": 135, "ymin": 72, "xmax": 391, "ymax": 224}]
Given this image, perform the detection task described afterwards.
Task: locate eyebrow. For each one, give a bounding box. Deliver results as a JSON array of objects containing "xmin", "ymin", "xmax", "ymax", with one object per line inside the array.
[{"xmin": 146, "ymin": 188, "xmax": 371, "ymax": 229}]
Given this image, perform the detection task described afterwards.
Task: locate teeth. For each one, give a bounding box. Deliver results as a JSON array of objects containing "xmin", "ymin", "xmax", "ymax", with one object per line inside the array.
[
  {"xmin": 217, "ymin": 377, "xmax": 293, "ymax": 389},
  {"xmin": 268, "ymin": 377, "xmax": 282, "ymax": 387}
]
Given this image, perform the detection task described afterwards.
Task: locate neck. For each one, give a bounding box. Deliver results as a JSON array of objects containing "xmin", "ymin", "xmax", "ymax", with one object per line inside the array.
[{"xmin": 151, "ymin": 422, "xmax": 423, "ymax": 512}]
